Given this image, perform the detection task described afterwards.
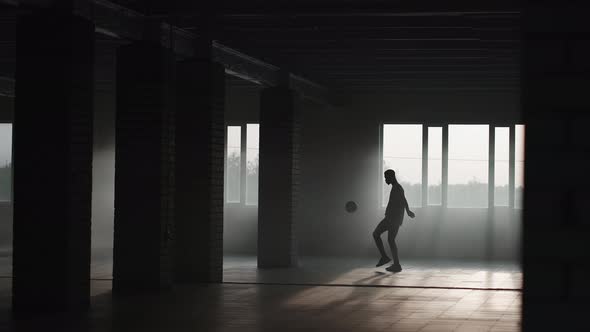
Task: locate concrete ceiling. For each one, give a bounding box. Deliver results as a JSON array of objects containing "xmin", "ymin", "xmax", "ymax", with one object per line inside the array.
[
  {"xmin": 217, "ymin": 13, "xmax": 520, "ymax": 91},
  {"xmin": 123, "ymin": 0, "xmax": 520, "ymax": 92},
  {"xmin": 0, "ymin": 0, "xmax": 521, "ymax": 95}
]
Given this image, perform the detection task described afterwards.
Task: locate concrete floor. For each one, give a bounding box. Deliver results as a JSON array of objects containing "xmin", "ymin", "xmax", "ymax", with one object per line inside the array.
[
  {"xmin": 0, "ymin": 254, "xmax": 521, "ymax": 331},
  {"xmin": 223, "ymin": 256, "xmax": 521, "ymax": 290},
  {"xmin": 88, "ymin": 253, "xmax": 522, "ymax": 289}
]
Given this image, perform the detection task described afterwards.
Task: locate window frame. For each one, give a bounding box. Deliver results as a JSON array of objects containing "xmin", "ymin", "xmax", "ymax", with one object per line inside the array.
[
  {"xmin": 225, "ymin": 124, "xmax": 243, "ymax": 204},
  {"xmin": 379, "ymin": 122, "xmax": 524, "ymax": 211},
  {"xmin": 245, "ymin": 123, "xmax": 260, "ymax": 206},
  {"xmin": 225, "ymin": 122, "xmax": 260, "ymax": 207}
]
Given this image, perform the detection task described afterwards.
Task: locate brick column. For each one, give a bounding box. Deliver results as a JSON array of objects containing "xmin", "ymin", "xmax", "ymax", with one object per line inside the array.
[
  {"xmin": 12, "ymin": 11, "xmax": 94, "ymax": 314},
  {"xmin": 174, "ymin": 58, "xmax": 225, "ymax": 283},
  {"xmin": 522, "ymin": 3, "xmax": 590, "ymax": 330},
  {"xmin": 113, "ymin": 41, "xmax": 175, "ymax": 294},
  {"xmin": 258, "ymin": 87, "xmax": 300, "ymax": 268}
]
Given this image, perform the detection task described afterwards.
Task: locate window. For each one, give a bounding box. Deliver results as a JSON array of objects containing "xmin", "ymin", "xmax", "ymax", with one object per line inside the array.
[
  {"xmin": 448, "ymin": 125, "xmax": 489, "ymax": 208},
  {"xmin": 428, "ymin": 127, "xmax": 442, "ymax": 206},
  {"xmin": 225, "ymin": 124, "xmax": 260, "ymax": 205},
  {"xmin": 494, "ymin": 127, "xmax": 510, "ymax": 206},
  {"xmin": 0, "ymin": 124, "xmax": 11, "ymax": 202},
  {"xmin": 382, "ymin": 124, "xmax": 422, "ymax": 207},
  {"xmin": 515, "ymin": 125, "xmax": 525, "ymax": 208},
  {"xmin": 226, "ymin": 126, "xmax": 241, "ymax": 203},
  {"xmin": 380, "ymin": 123, "xmax": 524, "ymax": 210},
  {"xmin": 246, "ymin": 124, "xmax": 259, "ymax": 205}
]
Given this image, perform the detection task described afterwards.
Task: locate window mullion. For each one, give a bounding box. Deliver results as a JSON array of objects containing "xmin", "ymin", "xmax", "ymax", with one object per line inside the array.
[
  {"xmin": 241, "ymin": 124, "xmax": 247, "ymax": 205},
  {"xmin": 422, "ymin": 127, "xmax": 428, "ymax": 208},
  {"xmin": 488, "ymin": 126, "xmax": 495, "ymax": 209},
  {"xmin": 442, "ymin": 125, "xmax": 449, "ymax": 208},
  {"xmin": 509, "ymin": 125, "xmax": 516, "ymax": 209}
]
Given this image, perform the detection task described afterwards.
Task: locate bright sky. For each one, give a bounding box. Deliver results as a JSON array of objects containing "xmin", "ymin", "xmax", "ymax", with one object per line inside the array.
[
  {"xmin": 228, "ymin": 124, "xmax": 259, "ymax": 161},
  {"xmin": 448, "ymin": 124, "xmax": 489, "ymax": 185},
  {"xmin": 384, "ymin": 124, "xmax": 492, "ymax": 185},
  {"xmin": 246, "ymin": 124, "xmax": 259, "ymax": 149},
  {"xmin": 428, "ymin": 127, "xmax": 442, "ymax": 186},
  {"xmin": 0, "ymin": 124, "xmax": 11, "ymax": 166},
  {"xmin": 383, "ymin": 124, "xmax": 422, "ymax": 185},
  {"xmin": 495, "ymin": 127, "xmax": 510, "ymax": 186},
  {"xmin": 383, "ymin": 124, "xmax": 525, "ymax": 187},
  {"xmin": 227, "ymin": 126, "xmax": 241, "ymax": 150},
  {"xmin": 515, "ymin": 125, "xmax": 525, "ymax": 187}
]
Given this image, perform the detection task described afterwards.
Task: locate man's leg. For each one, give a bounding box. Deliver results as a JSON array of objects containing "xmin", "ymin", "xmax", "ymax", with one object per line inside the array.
[
  {"xmin": 385, "ymin": 224, "xmax": 402, "ymax": 272},
  {"xmin": 387, "ymin": 224, "xmax": 401, "ymax": 266},
  {"xmin": 373, "ymin": 218, "xmax": 391, "ymax": 266}
]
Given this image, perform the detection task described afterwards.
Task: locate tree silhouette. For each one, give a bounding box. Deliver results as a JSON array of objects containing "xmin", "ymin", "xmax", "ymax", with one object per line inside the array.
[
  {"xmin": 226, "ymin": 151, "xmax": 240, "ymax": 202},
  {"xmin": 382, "ymin": 160, "xmax": 523, "ymax": 208},
  {"xmin": 246, "ymin": 154, "xmax": 259, "ymax": 204}
]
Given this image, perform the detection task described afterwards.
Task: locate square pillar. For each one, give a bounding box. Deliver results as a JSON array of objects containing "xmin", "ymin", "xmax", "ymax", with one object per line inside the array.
[
  {"xmin": 13, "ymin": 12, "xmax": 94, "ymax": 314},
  {"xmin": 113, "ymin": 41, "xmax": 175, "ymax": 294},
  {"xmin": 522, "ymin": 2, "xmax": 590, "ymax": 330},
  {"xmin": 258, "ymin": 87, "xmax": 300, "ymax": 268},
  {"xmin": 174, "ymin": 59, "xmax": 225, "ymax": 283}
]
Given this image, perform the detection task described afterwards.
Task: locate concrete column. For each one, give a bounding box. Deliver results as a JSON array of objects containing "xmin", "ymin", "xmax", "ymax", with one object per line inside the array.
[
  {"xmin": 174, "ymin": 58, "xmax": 225, "ymax": 283},
  {"xmin": 113, "ymin": 40, "xmax": 175, "ymax": 294},
  {"xmin": 12, "ymin": 11, "xmax": 94, "ymax": 314},
  {"xmin": 523, "ymin": 2, "xmax": 590, "ymax": 330},
  {"xmin": 258, "ymin": 86, "xmax": 300, "ymax": 268}
]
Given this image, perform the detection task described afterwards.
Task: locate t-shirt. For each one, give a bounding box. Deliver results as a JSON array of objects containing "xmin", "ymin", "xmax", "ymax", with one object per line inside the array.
[{"xmin": 385, "ymin": 183, "xmax": 406, "ymax": 219}]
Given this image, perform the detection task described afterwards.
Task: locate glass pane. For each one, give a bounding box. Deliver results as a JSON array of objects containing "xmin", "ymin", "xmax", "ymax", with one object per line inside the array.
[
  {"xmin": 448, "ymin": 125, "xmax": 489, "ymax": 208},
  {"xmin": 428, "ymin": 127, "xmax": 442, "ymax": 205},
  {"xmin": 382, "ymin": 124, "xmax": 422, "ymax": 208},
  {"xmin": 494, "ymin": 127, "xmax": 509, "ymax": 206},
  {"xmin": 515, "ymin": 125, "xmax": 525, "ymax": 208},
  {"xmin": 0, "ymin": 124, "xmax": 12, "ymax": 201},
  {"xmin": 246, "ymin": 124, "xmax": 259, "ymax": 205},
  {"xmin": 226, "ymin": 126, "xmax": 241, "ymax": 203}
]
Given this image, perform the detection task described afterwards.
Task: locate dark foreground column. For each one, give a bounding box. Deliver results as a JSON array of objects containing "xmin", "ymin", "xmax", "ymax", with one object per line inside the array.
[
  {"xmin": 258, "ymin": 87, "xmax": 300, "ymax": 268},
  {"xmin": 113, "ymin": 41, "xmax": 175, "ymax": 294},
  {"xmin": 522, "ymin": 2, "xmax": 590, "ymax": 330},
  {"xmin": 13, "ymin": 11, "xmax": 94, "ymax": 314},
  {"xmin": 174, "ymin": 58, "xmax": 225, "ymax": 283}
]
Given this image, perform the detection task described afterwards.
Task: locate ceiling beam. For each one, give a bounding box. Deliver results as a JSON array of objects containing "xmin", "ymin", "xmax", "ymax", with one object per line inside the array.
[
  {"xmin": 216, "ymin": 15, "xmax": 520, "ymax": 29},
  {"xmin": 219, "ymin": 39, "xmax": 520, "ymax": 51},
  {"xmin": 216, "ymin": 0, "xmax": 520, "ymax": 16},
  {"xmin": 0, "ymin": 0, "xmax": 334, "ymax": 104},
  {"xmin": 89, "ymin": 1, "xmax": 335, "ymax": 105},
  {"xmin": 218, "ymin": 28, "xmax": 520, "ymax": 41}
]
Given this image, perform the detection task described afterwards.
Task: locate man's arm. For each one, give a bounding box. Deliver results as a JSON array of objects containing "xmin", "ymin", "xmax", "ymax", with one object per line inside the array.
[{"xmin": 402, "ymin": 188, "xmax": 415, "ymax": 218}]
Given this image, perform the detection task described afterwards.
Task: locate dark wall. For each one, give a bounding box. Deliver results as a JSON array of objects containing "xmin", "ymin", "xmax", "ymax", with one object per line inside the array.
[
  {"xmin": 522, "ymin": 2, "xmax": 590, "ymax": 329},
  {"xmin": 0, "ymin": 97, "xmax": 13, "ymax": 122}
]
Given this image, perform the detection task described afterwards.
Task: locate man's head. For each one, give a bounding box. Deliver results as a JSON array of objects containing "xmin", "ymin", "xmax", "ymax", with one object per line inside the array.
[{"xmin": 384, "ymin": 169, "xmax": 396, "ymax": 185}]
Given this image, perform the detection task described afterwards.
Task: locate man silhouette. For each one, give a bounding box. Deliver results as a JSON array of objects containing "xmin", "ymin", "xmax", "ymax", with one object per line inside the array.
[{"xmin": 373, "ymin": 169, "xmax": 415, "ymax": 272}]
